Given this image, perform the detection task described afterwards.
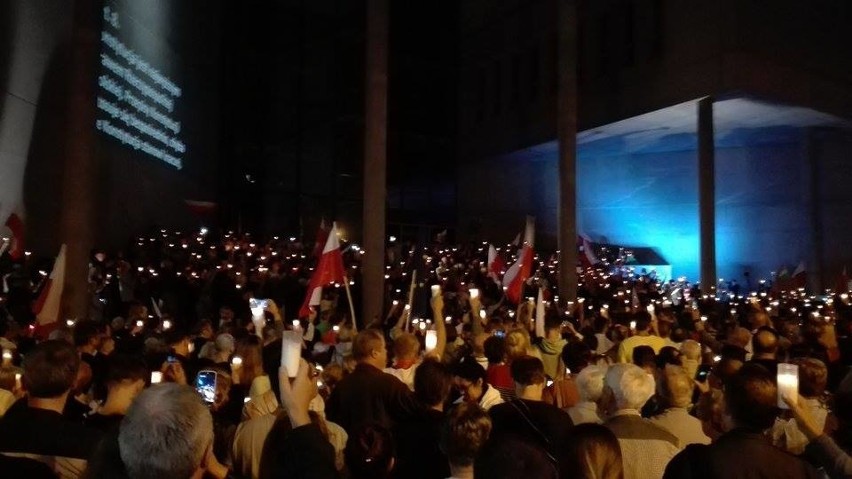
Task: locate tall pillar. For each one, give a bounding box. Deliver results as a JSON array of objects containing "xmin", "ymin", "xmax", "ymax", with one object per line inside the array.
[
  {"xmin": 698, "ymin": 97, "xmax": 717, "ymax": 292},
  {"xmin": 361, "ymin": 0, "xmax": 389, "ymax": 327},
  {"xmin": 557, "ymin": 0, "xmax": 578, "ymax": 302},
  {"xmin": 804, "ymin": 128, "xmax": 824, "ymax": 292},
  {"xmin": 59, "ymin": 0, "xmax": 100, "ymax": 319}
]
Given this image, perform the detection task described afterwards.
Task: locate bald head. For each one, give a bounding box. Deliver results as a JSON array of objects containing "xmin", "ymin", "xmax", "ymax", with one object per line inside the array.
[
  {"xmin": 727, "ymin": 327, "xmax": 751, "ymax": 349},
  {"xmin": 753, "ymin": 328, "xmax": 779, "ymax": 358},
  {"xmin": 661, "ymin": 366, "xmax": 694, "ymax": 408}
]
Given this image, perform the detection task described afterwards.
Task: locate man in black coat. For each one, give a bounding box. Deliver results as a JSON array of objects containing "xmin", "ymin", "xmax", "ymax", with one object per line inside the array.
[
  {"xmin": 326, "ymin": 329, "xmax": 419, "ymax": 434},
  {"xmin": 664, "ymin": 364, "xmax": 821, "ymax": 479}
]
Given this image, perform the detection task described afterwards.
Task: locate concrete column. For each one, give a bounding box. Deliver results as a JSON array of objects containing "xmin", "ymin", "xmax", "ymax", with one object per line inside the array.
[
  {"xmin": 698, "ymin": 97, "xmax": 716, "ymax": 292},
  {"xmin": 361, "ymin": 0, "xmax": 389, "ymax": 327},
  {"xmin": 557, "ymin": 0, "xmax": 578, "ymax": 302},
  {"xmin": 804, "ymin": 128, "xmax": 824, "ymax": 292},
  {"xmin": 57, "ymin": 0, "xmax": 100, "ymax": 319}
]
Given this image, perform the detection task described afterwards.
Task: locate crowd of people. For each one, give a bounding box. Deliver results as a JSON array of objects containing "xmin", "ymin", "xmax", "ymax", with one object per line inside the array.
[{"xmin": 2, "ymin": 228, "xmax": 852, "ymax": 478}]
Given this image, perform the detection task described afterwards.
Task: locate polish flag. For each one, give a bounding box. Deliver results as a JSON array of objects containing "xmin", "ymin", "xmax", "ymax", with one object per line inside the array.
[
  {"xmin": 578, "ymin": 235, "xmax": 600, "ymax": 269},
  {"xmin": 487, "ymin": 244, "xmax": 506, "ymax": 283},
  {"xmin": 299, "ymin": 222, "xmax": 345, "ymax": 318},
  {"xmin": 33, "ymin": 244, "xmax": 66, "ymax": 325},
  {"xmin": 3, "ymin": 213, "xmax": 25, "ymax": 260},
  {"xmin": 313, "ymin": 218, "xmax": 329, "ymax": 259},
  {"xmin": 503, "ymin": 217, "xmax": 535, "ymax": 304}
]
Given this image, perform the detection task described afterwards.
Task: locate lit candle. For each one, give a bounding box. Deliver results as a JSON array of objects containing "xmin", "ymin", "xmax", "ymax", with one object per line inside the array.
[
  {"xmin": 469, "ymin": 288, "xmax": 479, "ymax": 299},
  {"xmin": 431, "ymin": 285, "xmax": 441, "ymax": 297},
  {"xmin": 425, "ymin": 330, "xmax": 438, "ymax": 352},
  {"xmin": 777, "ymin": 363, "xmax": 799, "ymax": 409},
  {"xmin": 231, "ymin": 356, "xmax": 243, "ymax": 367}
]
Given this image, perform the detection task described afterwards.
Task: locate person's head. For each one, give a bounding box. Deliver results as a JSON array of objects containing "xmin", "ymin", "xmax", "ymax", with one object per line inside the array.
[
  {"xmin": 633, "ymin": 312, "xmax": 651, "ymax": 333},
  {"xmin": 723, "ymin": 363, "xmax": 778, "ymax": 432},
  {"xmin": 165, "ymin": 328, "xmax": 192, "ymax": 357},
  {"xmin": 195, "ymin": 320, "xmax": 214, "ymax": 340},
  {"xmin": 441, "ymin": 403, "xmax": 492, "ymax": 471},
  {"xmin": 105, "ymin": 354, "xmax": 148, "ymax": 400},
  {"xmin": 631, "ymin": 345, "xmax": 656, "ymax": 372},
  {"xmin": 73, "ymin": 320, "xmax": 104, "ymax": 352},
  {"xmin": 119, "ymin": 384, "xmax": 214, "ymax": 479},
  {"xmin": 561, "ymin": 341, "xmax": 592, "ymax": 375},
  {"xmin": 22, "ymin": 339, "xmax": 80, "ymax": 399},
  {"xmin": 392, "ymin": 333, "xmax": 421, "ymax": 363},
  {"xmin": 511, "ymin": 356, "xmax": 546, "ymax": 400},
  {"xmin": 709, "ymin": 356, "xmax": 744, "ymax": 390},
  {"xmin": 474, "ymin": 436, "xmax": 558, "ymax": 479},
  {"xmin": 128, "ymin": 302, "xmax": 148, "ymax": 321},
  {"xmin": 726, "ymin": 327, "xmax": 752, "ymax": 349},
  {"xmin": 213, "ymin": 333, "xmax": 235, "ymax": 361},
  {"xmin": 564, "ymin": 423, "xmax": 624, "ymax": 479},
  {"xmin": 453, "ymin": 357, "xmax": 488, "ymax": 404},
  {"xmin": 544, "ymin": 315, "xmax": 563, "ymax": 339},
  {"xmin": 603, "ymin": 363, "xmax": 655, "ymax": 413},
  {"xmin": 659, "ymin": 366, "xmax": 693, "ymax": 409},
  {"xmin": 219, "ymin": 306, "xmax": 234, "ymax": 322},
  {"xmin": 749, "ymin": 310, "xmax": 771, "ymax": 330},
  {"xmin": 576, "ymin": 365, "xmax": 608, "ymax": 403},
  {"xmin": 234, "ymin": 336, "xmax": 264, "ymax": 384},
  {"xmin": 752, "ymin": 327, "xmax": 779, "ymax": 358},
  {"xmin": 345, "ymin": 424, "xmax": 395, "ymax": 479},
  {"xmin": 504, "ymin": 329, "xmax": 530, "ymax": 363},
  {"xmin": 483, "ymin": 335, "xmax": 506, "ymax": 364},
  {"xmin": 414, "ymin": 358, "xmax": 453, "ymax": 408},
  {"xmin": 352, "ymin": 329, "xmax": 388, "ymax": 369},
  {"xmin": 657, "ymin": 319, "xmax": 672, "ymax": 340},
  {"xmin": 655, "ymin": 346, "xmax": 681, "ymax": 370},
  {"xmin": 793, "ymin": 357, "xmax": 828, "ymax": 399}
]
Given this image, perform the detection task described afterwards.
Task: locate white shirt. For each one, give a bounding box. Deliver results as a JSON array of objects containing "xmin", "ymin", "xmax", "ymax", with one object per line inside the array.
[
  {"xmin": 384, "ymin": 363, "xmax": 419, "ymax": 391},
  {"xmin": 568, "ymin": 401, "xmax": 603, "ymax": 425}
]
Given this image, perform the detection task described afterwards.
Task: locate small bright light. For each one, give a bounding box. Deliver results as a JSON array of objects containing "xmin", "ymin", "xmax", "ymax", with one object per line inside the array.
[
  {"xmin": 66, "ymin": 319, "xmax": 75, "ymax": 327},
  {"xmin": 162, "ymin": 320, "xmax": 172, "ymax": 330},
  {"xmin": 231, "ymin": 356, "xmax": 243, "ymax": 367}
]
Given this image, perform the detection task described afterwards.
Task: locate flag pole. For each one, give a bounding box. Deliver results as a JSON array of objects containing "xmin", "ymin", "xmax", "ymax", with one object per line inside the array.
[
  {"xmin": 343, "ymin": 275, "xmax": 358, "ymax": 333},
  {"xmin": 405, "ymin": 269, "xmax": 417, "ymax": 332}
]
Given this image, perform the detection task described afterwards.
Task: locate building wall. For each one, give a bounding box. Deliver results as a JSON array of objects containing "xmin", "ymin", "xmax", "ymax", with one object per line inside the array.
[
  {"xmin": 0, "ymin": 0, "xmax": 72, "ymax": 238},
  {"xmin": 458, "ymin": 0, "xmax": 852, "ymax": 161},
  {"xmin": 459, "ymin": 129, "xmax": 852, "ymax": 284}
]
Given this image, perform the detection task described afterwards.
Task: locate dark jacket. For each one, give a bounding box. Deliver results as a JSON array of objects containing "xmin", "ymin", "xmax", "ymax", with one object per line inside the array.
[
  {"xmin": 392, "ymin": 407, "xmax": 450, "ymax": 479},
  {"xmin": 325, "ymin": 363, "xmax": 420, "ymax": 434},
  {"xmin": 664, "ymin": 428, "xmax": 822, "ymax": 479},
  {"xmin": 0, "ymin": 400, "xmax": 103, "ymax": 478},
  {"xmin": 260, "ymin": 423, "xmax": 339, "ymax": 479},
  {"xmin": 489, "ymin": 399, "xmax": 574, "ymax": 477}
]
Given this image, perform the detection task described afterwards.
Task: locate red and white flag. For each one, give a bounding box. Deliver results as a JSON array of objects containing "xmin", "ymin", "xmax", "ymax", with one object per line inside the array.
[
  {"xmin": 487, "ymin": 244, "xmax": 506, "ymax": 283},
  {"xmin": 503, "ymin": 217, "xmax": 535, "ymax": 304},
  {"xmin": 313, "ymin": 218, "xmax": 329, "ymax": 259},
  {"xmin": 3, "ymin": 213, "xmax": 24, "ymax": 260},
  {"xmin": 578, "ymin": 235, "xmax": 599, "ymax": 269},
  {"xmin": 33, "ymin": 244, "xmax": 66, "ymax": 325},
  {"xmin": 299, "ymin": 222, "xmax": 345, "ymax": 318}
]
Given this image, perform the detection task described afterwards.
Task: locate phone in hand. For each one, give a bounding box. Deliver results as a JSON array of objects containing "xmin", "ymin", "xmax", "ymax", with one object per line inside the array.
[
  {"xmin": 695, "ymin": 364, "xmax": 712, "ymax": 383},
  {"xmin": 195, "ymin": 370, "xmax": 217, "ymax": 405}
]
